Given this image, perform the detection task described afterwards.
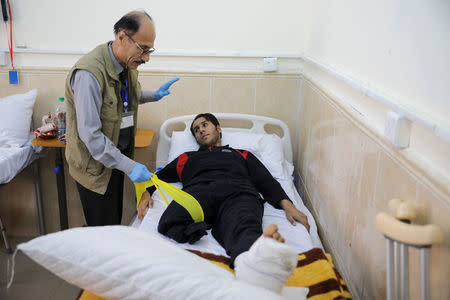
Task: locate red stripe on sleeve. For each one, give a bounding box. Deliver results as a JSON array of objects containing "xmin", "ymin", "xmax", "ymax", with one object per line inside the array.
[
  {"xmin": 234, "ymin": 149, "xmax": 248, "ymax": 159},
  {"xmin": 176, "ymin": 153, "xmax": 188, "ymax": 180}
]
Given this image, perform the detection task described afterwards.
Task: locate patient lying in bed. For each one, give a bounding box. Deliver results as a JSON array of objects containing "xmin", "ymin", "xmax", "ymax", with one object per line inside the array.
[{"xmin": 138, "ymin": 113, "xmax": 310, "ymax": 293}]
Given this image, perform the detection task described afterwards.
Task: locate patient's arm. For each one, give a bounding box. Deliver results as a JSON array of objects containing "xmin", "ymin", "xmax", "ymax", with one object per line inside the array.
[
  {"xmin": 280, "ymin": 199, "xmax": 310, "ymax": 232},
  {"xmin": 138, "ymin": 190, "xmax": 154, "ymax": 221},
  {"xmin": 245, "ymin": 151, "xmax": 290, "ymax": 209}
]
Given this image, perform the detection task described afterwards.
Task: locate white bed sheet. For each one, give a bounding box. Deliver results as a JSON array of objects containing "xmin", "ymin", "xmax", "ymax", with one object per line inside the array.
[
  {"xmin": 131, "ymin": 168, "xmax": 323, "ymax": 257},
  {"xmin": 0, "ymin": 135, "xmax": 42, "ymax": 184}
]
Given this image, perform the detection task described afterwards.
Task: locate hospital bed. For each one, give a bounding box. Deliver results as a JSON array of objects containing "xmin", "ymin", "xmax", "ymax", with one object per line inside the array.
[
  {"xmin": 1, "ymin": 89, "xmax": 45, "ymax": 252},
  {"xmin": 0, "ymin": 135, "xmax": 42, "ymax": 184},
  {"xmin": 130, "ymin": 113, "xmax": 323, "ymax": 256},
  {"xmin": 16, "ymin": 113, "xmax": 351, "ymax": 300},
  {"xmin": 0, "ymin": 135, "xmax": 44, "ymax": 253}
]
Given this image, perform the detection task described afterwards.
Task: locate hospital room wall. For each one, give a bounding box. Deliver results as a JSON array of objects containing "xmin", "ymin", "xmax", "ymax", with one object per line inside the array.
[
  {"xmin": 294, "ymin": 1, "xmax": 450, "ymax": 298},
  {"xmin": 0, "ymin": 0, "xmax": 306, "ymax": 236},
  {"xmin": 0, "ymin": 0, "xmax": 305, "ymax": 66},
  {"xmin": 0, "ymin": 69, "xmax": 301, "ymax": 237},
  {"xmin": 296, "ymin": 76, "xmax": 449, "ymax": 299}
]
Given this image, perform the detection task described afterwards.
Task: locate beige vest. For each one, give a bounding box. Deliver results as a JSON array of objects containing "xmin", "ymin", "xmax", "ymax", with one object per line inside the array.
[{"xmin": 65, "ymin": 42, "xmax": 141, "ymax": 194}]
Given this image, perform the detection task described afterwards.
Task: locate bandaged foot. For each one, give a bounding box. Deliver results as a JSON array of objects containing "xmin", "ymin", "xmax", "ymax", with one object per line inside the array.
[{"xmin": 234, "ymin": 224, "xmax": 298, "ymax": 294}]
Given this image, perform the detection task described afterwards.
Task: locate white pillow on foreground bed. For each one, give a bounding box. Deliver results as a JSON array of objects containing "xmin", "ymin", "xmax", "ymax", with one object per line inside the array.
[
  {"xmin": 18, "ymin": 226, "xmax": 290, "ymax": 300},
  {"xmin": 0, "ymin": 89, "xmax": 37, "ymax": 148},
  {"xmin": 168, "ymin": 130, "xmax": 292, "ymax": 180}
]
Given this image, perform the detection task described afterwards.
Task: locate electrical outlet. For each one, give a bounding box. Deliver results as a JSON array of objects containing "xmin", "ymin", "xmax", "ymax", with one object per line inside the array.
[
  {"xmin": 0, "ymin": 52, "xmax": 6, "ymax": 66},
  {"xmin": 263, "ymin": 57, "xmax": 277, "ymax": 72}
]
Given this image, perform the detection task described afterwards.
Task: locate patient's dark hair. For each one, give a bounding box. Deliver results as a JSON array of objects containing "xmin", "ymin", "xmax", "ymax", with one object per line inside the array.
[
  {"xmin": 190, "ymin": 113, "xmax": 222, "ymax": 137},
  {"xmin": 113, "ymin": 11, "xmax": 153, "ymax": 36}
]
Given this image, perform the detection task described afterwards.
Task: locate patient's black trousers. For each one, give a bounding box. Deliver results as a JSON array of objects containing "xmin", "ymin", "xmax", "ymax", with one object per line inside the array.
[{"xmin": 158, "ymin": 181, "xmax": 264, "ymax": 266}]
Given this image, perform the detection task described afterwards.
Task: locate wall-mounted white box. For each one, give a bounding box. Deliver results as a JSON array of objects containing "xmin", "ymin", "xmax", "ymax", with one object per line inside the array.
[
  {"xmin": 263, "ymin": 57, "xmax": 277, "ymax": 72},
  {"xmin": 384, "ymin": 110, "xmax": 411, "ymax": 148},
  {"xmin": 0, "ymin": 52, "xmax": 6, "ymax": 66}
]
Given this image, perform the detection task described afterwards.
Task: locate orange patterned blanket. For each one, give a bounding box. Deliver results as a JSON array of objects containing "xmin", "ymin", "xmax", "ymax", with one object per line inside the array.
[{"xmin": 78, "ymin": 248, "xmax": 351, "ymax": 300}]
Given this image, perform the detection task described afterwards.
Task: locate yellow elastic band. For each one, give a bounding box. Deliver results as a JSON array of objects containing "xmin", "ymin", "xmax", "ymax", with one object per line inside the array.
[{"xmin": 134, "ymin": 173, "xmax": 204, "ymax": 223}]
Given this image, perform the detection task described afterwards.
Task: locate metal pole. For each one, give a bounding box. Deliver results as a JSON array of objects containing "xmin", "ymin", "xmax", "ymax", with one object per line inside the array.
[
  {"xmin": 55, "ymin": 148, "xmax": 68, "ymax": 230},
  {"xmin": 400, "ymin": 243, "xmax": 409, "ymax": 300},
  {"xmin": 393, "ymin": 240, "xmax": 400, "ymax": 300},
  {"xmin": 420, "ymin": 248, "xmax": 430, "ymax": 300},
  {"xmin": 0, "ymin": 216, "xmax": 13, "ymax": 254},
  {"xmin": 386, "ymin": 238, "xmax": 394, "ymax": 300}
]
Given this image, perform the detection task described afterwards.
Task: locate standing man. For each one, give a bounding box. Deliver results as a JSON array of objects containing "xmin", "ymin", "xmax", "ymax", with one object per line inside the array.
[{"xmin": 65, "ymin": 11, "xmax": 178, "ymax": 226}]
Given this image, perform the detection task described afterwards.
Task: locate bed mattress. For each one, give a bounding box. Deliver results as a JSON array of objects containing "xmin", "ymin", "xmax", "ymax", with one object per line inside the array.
[
  {"xmin": 131, "ymin": 174, "xmax": 323, "ymax": 257},
  {"xmin": 0, "ymin": 135, "xmax": 42, "ymax": 184}
]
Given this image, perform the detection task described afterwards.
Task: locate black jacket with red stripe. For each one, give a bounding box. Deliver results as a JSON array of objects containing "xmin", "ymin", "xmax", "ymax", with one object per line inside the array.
[{"xmin": 147, "ymin": 145, "xmax": 290, "ymax": 209}]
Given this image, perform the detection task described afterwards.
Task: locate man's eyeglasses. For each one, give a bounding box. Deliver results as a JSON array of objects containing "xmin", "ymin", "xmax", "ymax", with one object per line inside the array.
[{"xmin": 125, "ymin": 32, "xmax": 155, "ymax": 55}]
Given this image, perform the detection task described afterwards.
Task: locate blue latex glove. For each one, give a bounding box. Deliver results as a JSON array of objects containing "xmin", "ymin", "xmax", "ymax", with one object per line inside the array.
[
  {"xmin": 128, "ymin": 163, "xmax": 152, "ymax": 183},
  {"xmin": 154, "ymin": 77, "xmax": 180, "ymax": 100}
]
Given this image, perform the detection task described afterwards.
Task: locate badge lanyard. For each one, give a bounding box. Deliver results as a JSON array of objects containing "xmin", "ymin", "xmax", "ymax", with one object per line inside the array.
[{"xmin": 120, "ymin": 79, "xmax": 129, "ymax": 112}]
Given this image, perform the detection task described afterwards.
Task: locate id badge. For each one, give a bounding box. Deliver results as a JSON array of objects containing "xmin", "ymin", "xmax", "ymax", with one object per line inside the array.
[{"xmin": 120, "ymin": 111, "xmax": 134, "ymax": 129}]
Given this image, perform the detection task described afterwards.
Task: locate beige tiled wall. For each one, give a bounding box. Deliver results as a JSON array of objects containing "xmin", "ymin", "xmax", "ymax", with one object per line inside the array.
[
  {"xmin": 0, "ymin": 69, "xmax": 300, "ymax": 236},
  {"xmin": 297, "ymin": 77, "xmax": 450, "ymax": 300},
  {"xmin": 2, "ymin": 67, "xmax": 448, "ymax": 299}
]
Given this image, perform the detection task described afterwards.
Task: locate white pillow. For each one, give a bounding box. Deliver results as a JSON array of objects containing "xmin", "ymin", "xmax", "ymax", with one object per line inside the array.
[
  {"xmin": 168, "ymin": 130, "xmax": 290, "ymax": 180},
  {"xmin": 167, "ymin": 131, "xmax": 199, "ymax": 161},
  {"xmin": 17, "ymin": 226, "xmax": 285, "ymax": 300},
  {"xmin": 0, "ymin": 89, "xmax": 37, "ymax": 148}
]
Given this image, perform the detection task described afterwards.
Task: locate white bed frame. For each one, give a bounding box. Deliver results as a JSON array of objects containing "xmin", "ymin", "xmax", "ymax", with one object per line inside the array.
[
  {"xmin": 133, "ymin": 112, "xmax": 323, "ymax": 254},
  {"xmin": 156, "ymin": 113, "xmax": 293, "ymax": 168}
]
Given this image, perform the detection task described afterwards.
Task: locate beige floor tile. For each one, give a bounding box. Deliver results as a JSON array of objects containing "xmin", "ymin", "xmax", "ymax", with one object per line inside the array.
[
  {"xmin": 211, "ymin": 77, "xmax": 255, "ymax": 114},
  {"xmin": 0, "ymin": 71, "xmax": 30, "ymax": 98},
  {"xmin": 298, "ymin": 84, "xmax": 314, "ymax": 178},
  {"xmin": 303, "ymin": 88, "xmax": 322, "ymax": 181},
  {"xmin": 28, "ymin": 73, "xmax": 66, "ymax": 129},
  {"xmin": 297, "ymin": 81, "xmax": 314, "ymax": 175},
  {"xmin": 166, "ymin": 76, "xmax": 210, "ymax": 119},
  {"xmin": 414, "ymin": 184, "xmax": 450, "ymax": 300},
  {"xmin": 0, "ymin": 169, "xmax": 38, "ymax": 236},
  {"xmin": 138, "ymin": 75, "xmax": 170, "ymax": 131},
  {"xmin": 361, "ymin": 228, "xmax": 388, "ymax": 299},
  {"xmin": 255, "ymin": 77, "xmax": 300, "ymax": 144},
  {"xmin": 374, "ymin": 152, "xmax": 417, "ymax": 212}
]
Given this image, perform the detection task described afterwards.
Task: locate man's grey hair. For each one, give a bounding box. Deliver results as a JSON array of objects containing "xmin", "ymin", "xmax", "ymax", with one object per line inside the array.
[{"xmin": 113, "ymin": 11, "xmax": 153, "ymax": 36}]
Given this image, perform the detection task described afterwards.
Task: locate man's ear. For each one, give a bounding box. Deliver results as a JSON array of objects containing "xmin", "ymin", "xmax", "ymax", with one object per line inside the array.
[
  {"xmin": 117, "ymin": 30, "xmax": 127, "ymax": 44},
  {"xmin": 217, "ymin": 125, "xmax": 222, "ymax": 138}
]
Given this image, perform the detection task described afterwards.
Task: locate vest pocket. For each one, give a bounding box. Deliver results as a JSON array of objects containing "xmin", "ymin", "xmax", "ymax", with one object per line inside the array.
[
  {"xmin": 100, "ymin": 96, "xmax": 121, "ymax": 122},
  {"xmin": 86, "ymin": 156, "xmax": 105, "ymax": 176},
  {"xmin": 66, "ymin": 138, "xmax": 90, "ymax": 172}
]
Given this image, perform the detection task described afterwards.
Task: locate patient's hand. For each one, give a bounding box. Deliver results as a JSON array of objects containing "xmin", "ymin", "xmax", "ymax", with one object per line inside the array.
[
  {"xmin": 280, "ymin": 199, "xmax": 310, "ymax": 232},
  {"xmin": 138, "ymin": 191, "xmax": 154, "ymax": 221}
]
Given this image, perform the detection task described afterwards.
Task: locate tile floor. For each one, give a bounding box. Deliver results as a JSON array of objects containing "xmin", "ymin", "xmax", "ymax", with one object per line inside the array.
[{"xmin": 0, "ymin": 236, "xmax": 81, "ymax": 300}]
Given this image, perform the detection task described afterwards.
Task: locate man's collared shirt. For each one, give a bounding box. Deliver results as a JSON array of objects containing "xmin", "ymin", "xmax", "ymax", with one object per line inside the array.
[{"xmin": 70, "ymin": 43, "xmax": 156, "ymax": 175}]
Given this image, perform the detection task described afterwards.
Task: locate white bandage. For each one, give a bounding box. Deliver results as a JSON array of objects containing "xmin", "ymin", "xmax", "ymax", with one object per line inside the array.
[{"xmin": 234, "ymin": 236, "xmax": 298, "ymax": 294}]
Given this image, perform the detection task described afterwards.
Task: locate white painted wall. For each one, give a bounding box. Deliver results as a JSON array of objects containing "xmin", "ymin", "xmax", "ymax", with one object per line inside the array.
[
  {"xmin": 300, "ymin": 0, "xmax": 450, "ymax": 133},
  {"xmin": 0, "ymin": 0, "xmax": 304, "ymax": 54},
  {"xmin": 1, "ymin": 0, "xmax": 448, "ymax": 139}
]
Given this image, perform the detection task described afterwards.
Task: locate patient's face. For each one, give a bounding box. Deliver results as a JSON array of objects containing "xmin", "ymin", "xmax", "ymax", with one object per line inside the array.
[{"xmin": 192, "ymin": 117, "xmax": 222, "ymax": 147}]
